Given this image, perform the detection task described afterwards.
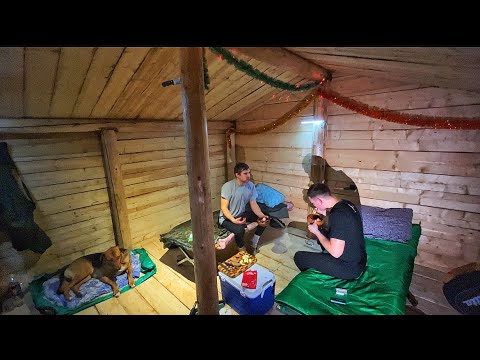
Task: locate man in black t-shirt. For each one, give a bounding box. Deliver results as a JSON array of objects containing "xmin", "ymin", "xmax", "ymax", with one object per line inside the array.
[{"xmin": 294, "ymin": 183, "xmax": 367, "ymax": 280}]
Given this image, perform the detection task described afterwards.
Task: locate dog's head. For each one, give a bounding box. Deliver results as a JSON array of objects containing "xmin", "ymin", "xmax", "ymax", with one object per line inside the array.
[{"xmin": 101, "ymin": 246, "xmax": 123, "ymax": 270}]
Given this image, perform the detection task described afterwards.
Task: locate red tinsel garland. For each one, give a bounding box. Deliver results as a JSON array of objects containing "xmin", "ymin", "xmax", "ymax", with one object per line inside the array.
[{"xmin": 317, "ymin": 88, "xmax": 480, "ymax": 130}]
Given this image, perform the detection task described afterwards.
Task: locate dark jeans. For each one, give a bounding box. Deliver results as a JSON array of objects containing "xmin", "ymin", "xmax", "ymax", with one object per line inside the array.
[
  {"xmin": 294, "ymin": 251, "xmax": 365, "ymax": 280},
  {"xmin": 220, "ymin": 208, "xmax": 266, "ymax": 248}
]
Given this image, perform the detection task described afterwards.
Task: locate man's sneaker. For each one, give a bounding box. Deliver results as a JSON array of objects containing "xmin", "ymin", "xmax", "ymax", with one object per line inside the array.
[
  {"xmin": 253, "ymin": 247, "xmax": 260, "ymax": 256},
  {"xmin": 304, "ymin": 239, "xmax": 323, "ymax": 252}
]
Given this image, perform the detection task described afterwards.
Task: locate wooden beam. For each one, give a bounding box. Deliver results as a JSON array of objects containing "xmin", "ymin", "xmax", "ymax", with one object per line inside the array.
[
  {"xmin": 310, "ymin": 81, "xmax": 329, "ymax": 183},
  {"xmin": 307, "ymin": 82, "xmax": 329, "ymax": 237},
  {"xmin": 228, "ymin": 47, "xmax": 331, "ymax": 81},
  {"xmin": 100, "ymin": 129, "xmax": 133, "ymax": 250},
  {"xmin": 0, "ymin": 132, "xmax": 88, "ymax": 140},
  {"xmin": 226, "ymin": 132, "xmax": 236, "ymax": 181},
  {"xmin": 180, "ymin": 47, "xmax": 219, "ymax": 315},
  {"xmin": 0, "ymin": 118, "xmax": 232, "ymax": 134}
]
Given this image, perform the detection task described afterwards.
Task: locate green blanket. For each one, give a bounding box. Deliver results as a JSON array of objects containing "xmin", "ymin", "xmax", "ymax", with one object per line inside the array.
[
  {"xmin": 275, "ymin": 225, "xmax": 421, "ymax": 315},
  {"xmin": 29, "ymin": 248, "xmax": 156, "ymax": 315}
]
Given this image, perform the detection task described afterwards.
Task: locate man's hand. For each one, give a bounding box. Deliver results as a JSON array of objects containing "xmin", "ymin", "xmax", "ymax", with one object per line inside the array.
[
  {"xmin": 257, "ymin": 215, "xmax": 270, "ymax": 227},
  {"xmin": 232, "ymin": 217, "xmax": 247, "ymax": 225},
  {"xmin": 308, "ymin": 223, "xmax": 321, "ymax": 236}
]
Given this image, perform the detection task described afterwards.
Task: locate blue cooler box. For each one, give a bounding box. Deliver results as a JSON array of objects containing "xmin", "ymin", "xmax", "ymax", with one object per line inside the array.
[{"xmin": 219, "ymin": 264, "xmax": 275, "ymax": 315}]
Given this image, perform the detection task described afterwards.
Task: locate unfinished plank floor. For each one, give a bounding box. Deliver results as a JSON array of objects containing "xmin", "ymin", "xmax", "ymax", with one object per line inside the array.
[
  {"xmin": 74, "ymin": 227, "xmax": 302, "ymax": 315},
  {"xmin": 73, "ymin": 226, "xmax": 459, "ymax": 315}
]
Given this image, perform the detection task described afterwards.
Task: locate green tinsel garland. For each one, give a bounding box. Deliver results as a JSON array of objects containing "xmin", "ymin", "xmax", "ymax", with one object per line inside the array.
[
  {"xmin": 202, "ymin": 47, "xmax": 210, "ymax": 90},
  {"xmin": 209, "ymin": 47, "xmax": 320, "ymax": 91}
]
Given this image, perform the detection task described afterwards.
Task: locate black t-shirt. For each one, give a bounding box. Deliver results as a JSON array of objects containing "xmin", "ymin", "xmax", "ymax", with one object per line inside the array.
[{"xmin": 327, "ymin": 200, "xmax": 366, "ymax": 266}]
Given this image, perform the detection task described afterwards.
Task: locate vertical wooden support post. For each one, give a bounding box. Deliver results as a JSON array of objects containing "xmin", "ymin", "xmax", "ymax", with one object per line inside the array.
[
  {"xmin": 226, "ymin": 132, "xmax": 236, "ymax": 180},
  {"xmin": 100, "ymin": 129, "xmax": 133, "ymax": 250},
  {"xmin": 310, "ymin": 87, "xmax": 328, "ymax": 184},
  {"xmin": 180, "ymin": 48, "xmax": 219, "ymax": 315},
  {"xmin": 308, "ymin": 83, "xmax": 329, "ymax": 223}
]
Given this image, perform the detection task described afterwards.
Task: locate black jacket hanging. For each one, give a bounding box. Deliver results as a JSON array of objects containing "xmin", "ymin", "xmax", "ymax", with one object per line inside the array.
[{"xmin": 0, "ymin": 142, "xmax": 52, "ymax": 253}]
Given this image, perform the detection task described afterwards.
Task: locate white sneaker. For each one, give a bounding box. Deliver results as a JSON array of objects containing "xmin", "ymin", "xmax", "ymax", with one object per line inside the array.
[{"xmin": 304, "ymin": 239, "xmax": 323, "ymax": 252}]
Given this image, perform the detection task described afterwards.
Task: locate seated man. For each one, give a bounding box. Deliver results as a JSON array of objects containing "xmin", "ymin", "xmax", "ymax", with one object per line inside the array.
[
  {"xmin": 294, "ymin": 183, "xmax": 367, "ymax": 280},
  {"xmin": 219, "ymin": 162, "xmax": 269, "ymax": 255}
]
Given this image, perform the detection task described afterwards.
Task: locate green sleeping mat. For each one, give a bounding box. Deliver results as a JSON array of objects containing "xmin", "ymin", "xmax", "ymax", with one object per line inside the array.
[
  {"xmin": 275, "ymin": 224, "xmax": 421, "ymax": 315},
  {"xmin": 29, "ymin": 248, "xmax": 156, "ymax": 315}
]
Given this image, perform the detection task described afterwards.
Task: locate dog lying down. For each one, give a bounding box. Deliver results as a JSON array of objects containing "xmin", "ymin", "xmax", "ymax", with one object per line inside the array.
[{"xmin": 57, "ymin": 246, "xmax": 135, "ymax": 301}]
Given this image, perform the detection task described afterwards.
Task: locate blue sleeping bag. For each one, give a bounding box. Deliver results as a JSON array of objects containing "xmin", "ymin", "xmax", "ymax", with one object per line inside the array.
[{"xmin": 255, "ymin": 183, "xmax": 285, "ymax": 208}]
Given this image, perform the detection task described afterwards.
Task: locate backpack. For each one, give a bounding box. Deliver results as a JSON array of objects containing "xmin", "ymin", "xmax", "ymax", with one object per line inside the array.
[{"xmin": 443, "ymin": 271, "xmax": 480, "ymax": 315}]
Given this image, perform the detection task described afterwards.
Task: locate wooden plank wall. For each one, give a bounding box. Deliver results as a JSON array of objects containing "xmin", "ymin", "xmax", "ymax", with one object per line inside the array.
[
  {"xmin": 119, "ymin": 122, "xmax": 232, "ymax": 247},
  {"xmin": 236, "ymin": 75, "xmax": 480, "ymax": 273},
  {"xmin": 236, "ymin": 98, "xmax": 313, "ymax": 222},
  {"xmin": 0, "ymin": 120, "xmax": 232, "ymax": 276},
  {"xmin": 0, "ymin": 133, "xmax": 114, "ymax": 275}
]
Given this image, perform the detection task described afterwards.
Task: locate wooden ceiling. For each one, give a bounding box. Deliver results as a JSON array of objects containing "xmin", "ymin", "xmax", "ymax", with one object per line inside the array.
[
  {"xmin": 0, "ymin": 47, "xmax": 479, "ymax": 121},
  {"xmin": 0, "ymin": 47, "xmax": 306, "ymax": 121},
  {"xmin": 287, "ymin": 47, "xmax": 480, "ymax": 93}
]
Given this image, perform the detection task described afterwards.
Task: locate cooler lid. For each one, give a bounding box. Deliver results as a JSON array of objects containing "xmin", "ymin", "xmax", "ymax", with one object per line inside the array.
[{"xmin": 219, "ymin": 264, "xmax": 276, "ymax": 299}]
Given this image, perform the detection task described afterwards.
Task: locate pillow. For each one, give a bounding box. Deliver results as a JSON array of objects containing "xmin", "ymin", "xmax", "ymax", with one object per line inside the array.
[
  {"xmin": 360, "ymin": 205, "xmax": 413, "ymax": 243},
  {"xmin": 255, "ymin": 183, "xmax": 285, "ymax": 208}
]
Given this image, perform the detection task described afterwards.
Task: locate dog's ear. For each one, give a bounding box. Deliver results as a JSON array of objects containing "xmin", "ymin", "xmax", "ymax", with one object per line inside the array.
[{"xmin": 105, "ymin": 246, "xmax": 119, "ymax": 258}]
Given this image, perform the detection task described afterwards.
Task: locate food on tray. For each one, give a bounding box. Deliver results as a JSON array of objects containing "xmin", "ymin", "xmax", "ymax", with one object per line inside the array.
[{"xmin": 218, "ymin": 251, "xmax": 257, "ymax": 278}]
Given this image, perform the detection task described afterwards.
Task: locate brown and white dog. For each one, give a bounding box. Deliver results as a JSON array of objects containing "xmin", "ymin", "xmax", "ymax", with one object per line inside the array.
[{"xmin": 57, "ymin": 246, "xmax": 135, "ymax": 301}]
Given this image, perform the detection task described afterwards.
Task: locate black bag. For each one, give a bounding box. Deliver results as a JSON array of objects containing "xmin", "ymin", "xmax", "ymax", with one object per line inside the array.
[{"xmin": 443, "ymin": 271, "xmax": 480, "ymax": 315}]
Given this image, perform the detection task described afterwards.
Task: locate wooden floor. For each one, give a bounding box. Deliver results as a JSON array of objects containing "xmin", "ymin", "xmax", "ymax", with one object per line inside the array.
[
  {"xmin": 5, "ymin": 226, "xmax": 458, "ymax": 315},
  {"xmin": 75, "ymin": 226, "xmax": 303, "ymax": 315},
  {"xmin": 409, "ymin": 264, "xmax": 459, "ymax": 315},
  {"xmin": 70, "ymin": 226, "xmax": 458, "ymax": 315}
]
